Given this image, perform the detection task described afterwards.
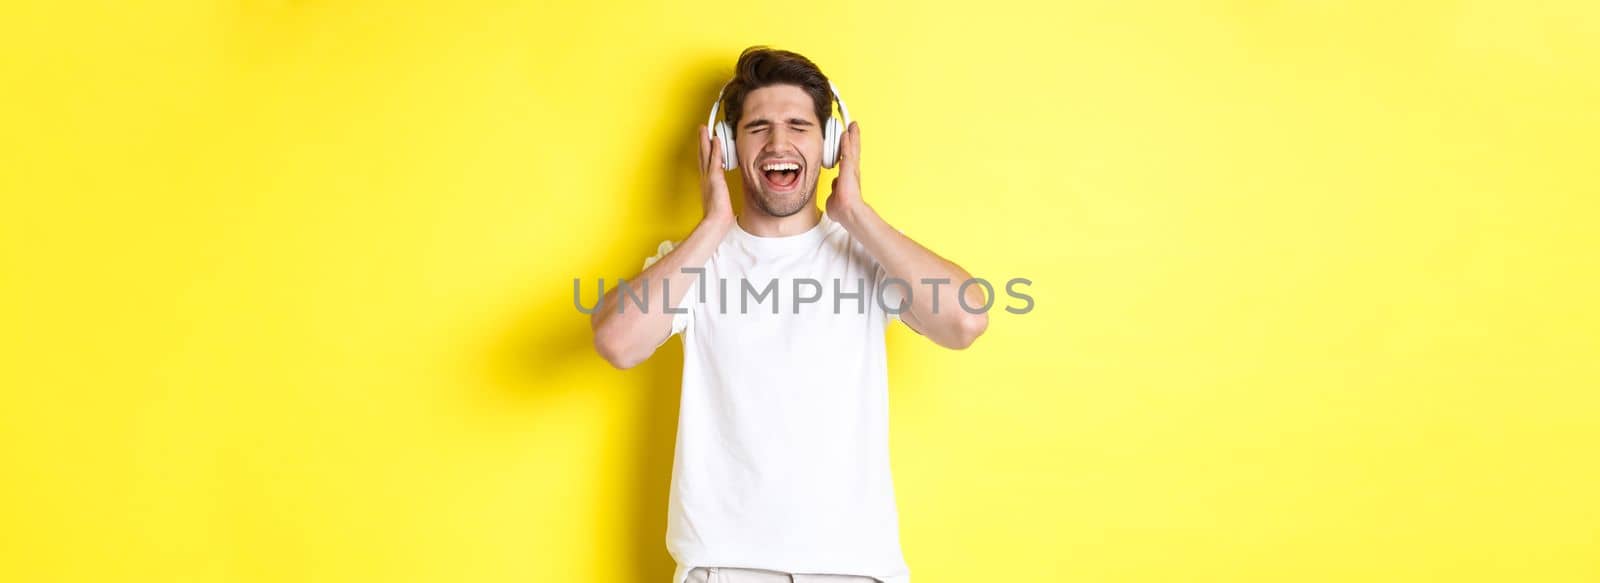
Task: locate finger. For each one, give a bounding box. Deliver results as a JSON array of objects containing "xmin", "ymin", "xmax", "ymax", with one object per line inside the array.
[
  {"xmin": 710, "ymin": 152, "xmax": 729, "ymax": 186},
  {"xmin": 850, "ymin": 121, "xmax": 860, "ymax": 160},
  {"xmin": 841, "ymin": 121, "xmax": 860, "ymax": 174},
  {"xmin": 708, "ymin": 132, "xmax": 722, "ymax": 175},
  {"xmin": 698, "ymin": 125, "xmax": 710, "ymax": 174}
]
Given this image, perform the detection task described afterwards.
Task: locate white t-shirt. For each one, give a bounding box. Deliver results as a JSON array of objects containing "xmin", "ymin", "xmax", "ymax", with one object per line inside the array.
[{"xmin": 643, "ymin": 211, "xmax": 911, "ymax": 583}]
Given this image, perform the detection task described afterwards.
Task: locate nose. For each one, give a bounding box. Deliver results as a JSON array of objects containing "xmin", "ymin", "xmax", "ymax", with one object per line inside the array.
[{"xmin": 762, "ymin": 126, "xmax": 795, "ymax": 155}]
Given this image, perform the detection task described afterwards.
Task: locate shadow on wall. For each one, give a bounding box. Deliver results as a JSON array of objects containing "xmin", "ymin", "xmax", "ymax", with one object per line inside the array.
[{"xmin": 487, "ymin": 60, "xmax": 733, "ymax": 582}]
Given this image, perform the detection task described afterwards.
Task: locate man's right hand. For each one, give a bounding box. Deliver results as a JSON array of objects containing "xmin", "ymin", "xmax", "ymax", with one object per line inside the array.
[
  {"xmin": 592, "ymin": 127, "xmax": 736, "ymax": 369},
  {"xmin": 698, "ymin": 124, "xmax": 734, "ymax": 224}
]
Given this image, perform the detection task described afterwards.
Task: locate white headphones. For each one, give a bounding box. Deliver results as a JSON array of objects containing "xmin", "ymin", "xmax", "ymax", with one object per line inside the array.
[{"xmin": 706, "ymin": 80, "xmax": 853, "ymax": 171}]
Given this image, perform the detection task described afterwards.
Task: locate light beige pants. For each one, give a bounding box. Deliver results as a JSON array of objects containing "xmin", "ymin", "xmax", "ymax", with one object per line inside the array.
[{"xmin": 687, "ymin": 566, "xmax": 882, "ymax": 582}]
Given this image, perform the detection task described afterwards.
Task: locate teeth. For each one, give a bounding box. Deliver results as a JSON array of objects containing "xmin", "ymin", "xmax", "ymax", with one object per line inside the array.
[{"xmin": 761, "ymin": 162, "xmax": 800, "ymax": 171}]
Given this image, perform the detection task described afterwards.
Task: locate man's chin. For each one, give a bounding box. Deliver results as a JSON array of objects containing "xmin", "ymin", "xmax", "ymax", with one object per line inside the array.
[{"xmin": 752, "ymin": 187, "xmax": 814, "ymax": 218}]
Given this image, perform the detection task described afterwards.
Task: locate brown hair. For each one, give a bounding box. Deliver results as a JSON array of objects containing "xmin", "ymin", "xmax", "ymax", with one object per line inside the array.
[{"xmin": 720, "ymin": 46, "xmax": 833, "ymax": 133}]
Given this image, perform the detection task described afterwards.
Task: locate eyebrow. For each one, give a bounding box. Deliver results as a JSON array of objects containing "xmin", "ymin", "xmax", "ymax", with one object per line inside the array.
[{"xmin": 741, "ymin": 117, "xmax": 817, "ymax": 130}]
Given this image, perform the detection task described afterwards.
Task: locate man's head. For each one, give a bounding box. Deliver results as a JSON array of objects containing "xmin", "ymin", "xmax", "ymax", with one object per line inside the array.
[{"xmin": 720, "ymin": 46, "xmax": 834, "ymax": 218}]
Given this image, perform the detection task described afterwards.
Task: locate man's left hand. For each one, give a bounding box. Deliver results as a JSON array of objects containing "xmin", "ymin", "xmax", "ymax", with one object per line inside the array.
[{"xmin": 826, "ymin": 121, "xmax": 864, "ymax": 220}]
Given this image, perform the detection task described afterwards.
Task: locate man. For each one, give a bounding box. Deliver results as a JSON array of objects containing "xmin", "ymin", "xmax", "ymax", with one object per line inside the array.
[{"xmin": 590, "ymin": 46, "xmax": 987, "ymax": 583}]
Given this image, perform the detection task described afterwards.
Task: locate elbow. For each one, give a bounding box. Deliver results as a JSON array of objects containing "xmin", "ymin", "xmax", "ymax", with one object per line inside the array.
[
  {"xmin": 945, "ymin": 310, "xmax": 988, "ymax": 350},
  {"xmin": 592, "ymin": 330, "xmax": 643, "ymax": 370}
]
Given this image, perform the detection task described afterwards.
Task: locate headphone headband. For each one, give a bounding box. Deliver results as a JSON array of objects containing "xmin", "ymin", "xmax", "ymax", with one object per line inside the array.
[
  {"xmin": 829, "ymin": 81, "xmax": 852, "ymax": 129},
  {"xmin": 706, "ymin": 81, "xmax": 729, "ymax": 134}
]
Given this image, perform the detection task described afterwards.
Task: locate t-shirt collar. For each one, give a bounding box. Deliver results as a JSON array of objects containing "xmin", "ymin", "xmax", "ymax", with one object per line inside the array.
[{"xmin": 730, "ymin": 210, "xmax": 832, "ymax": 253}]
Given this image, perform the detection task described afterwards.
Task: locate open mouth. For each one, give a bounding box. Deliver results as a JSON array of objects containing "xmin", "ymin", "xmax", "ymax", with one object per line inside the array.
[{"xmin": 760, "ymin": 161, "xmax": 802, "ymax": 191}]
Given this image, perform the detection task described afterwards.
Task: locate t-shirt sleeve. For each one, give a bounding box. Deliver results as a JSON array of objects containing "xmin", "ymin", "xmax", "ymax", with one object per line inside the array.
[
  {"xmin": 873, "ymin": 257, "xmax": 907, "ymax": 324},
  {"xmin": 642, "ymin": 239, "xmax": 693, "ymax": 337}
]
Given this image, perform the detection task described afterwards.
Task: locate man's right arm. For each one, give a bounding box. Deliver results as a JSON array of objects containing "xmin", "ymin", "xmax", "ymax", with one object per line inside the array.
[
  {"xmin": 591, "ymin": 123, "xmax": 734, "ymax": 369},
  {"xmin": 590, "ymin": 216, "xmax": 729, "ymax": 369}
]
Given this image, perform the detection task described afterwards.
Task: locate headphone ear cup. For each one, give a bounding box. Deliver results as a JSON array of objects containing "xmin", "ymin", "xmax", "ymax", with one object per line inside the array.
[
  {"xmin": 822, "ymin": 117, "xmax": 842, "ymax": 168},
  {"xmin": 714, "ymin": 121, "xmax": 736, "ymax": 171}
]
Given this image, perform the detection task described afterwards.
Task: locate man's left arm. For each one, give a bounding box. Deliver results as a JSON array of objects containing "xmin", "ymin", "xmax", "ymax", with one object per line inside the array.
[{"xmin": 827, "ymin": 122, "xmax": 989, "ymax": 349}]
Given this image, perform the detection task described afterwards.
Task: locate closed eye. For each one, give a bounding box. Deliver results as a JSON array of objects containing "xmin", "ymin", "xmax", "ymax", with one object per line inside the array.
[
  {"xmin": 747, "ymin": 126, "xmax": 807, "ymax": 135},
  {"xmin": 742, "ymin": 118, "xmax": 817, "ymax": 134}
]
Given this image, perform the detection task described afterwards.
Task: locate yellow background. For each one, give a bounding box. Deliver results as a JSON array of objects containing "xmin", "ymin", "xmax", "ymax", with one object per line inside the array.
[{"xmin": 3, "ymin": 1, "xmax": 1597, "ymax": 581}]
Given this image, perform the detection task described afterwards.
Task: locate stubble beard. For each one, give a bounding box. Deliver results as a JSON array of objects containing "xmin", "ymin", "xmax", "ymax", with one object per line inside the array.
[{"xmin": 748, "ymin": 175, "xmax": 817, "ymax": 218}]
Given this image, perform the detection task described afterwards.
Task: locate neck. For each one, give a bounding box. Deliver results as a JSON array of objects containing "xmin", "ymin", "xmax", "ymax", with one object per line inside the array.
[{"xmin": 737, "ymin": 203, "xmax": 822, "ymax": 237}]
